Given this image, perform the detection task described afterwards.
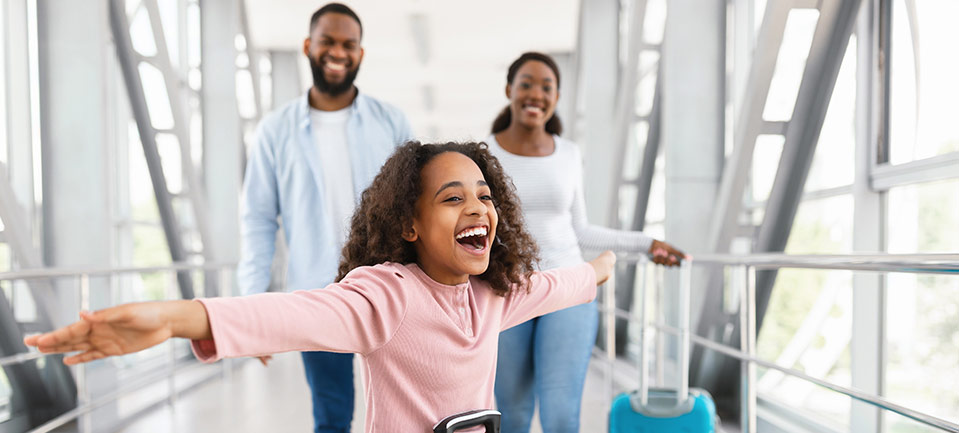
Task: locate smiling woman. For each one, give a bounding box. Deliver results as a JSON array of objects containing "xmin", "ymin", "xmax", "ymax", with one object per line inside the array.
[{"xmin": 487, "ymin": 52, "xmax": 686, "ymax": 433}]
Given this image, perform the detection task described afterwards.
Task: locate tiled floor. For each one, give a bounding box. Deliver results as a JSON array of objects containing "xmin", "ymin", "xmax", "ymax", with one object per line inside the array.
[{"xmin": 114, "ymin": 352, "xmax": 618, "ymax": 432}]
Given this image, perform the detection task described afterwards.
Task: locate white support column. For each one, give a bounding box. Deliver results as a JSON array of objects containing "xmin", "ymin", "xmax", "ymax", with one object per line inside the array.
[
  {"xmin": 662, "ymin": 0, "xmax": 725, "ymax": 253},
  {"xmin": 548, "ymin": 51, "xmax": 576, "ymax": 131},
  {"xmin": 850, "ymin": 2, "xmax": 884, "ymax": 431},
  {"xmin": 270, "ymin": 50, "xmax": 303, "ymax": 108},
  {"xmin": 201, "ymin": 0, "xmax": 241, "ymax": 265},
  {"xmin": 37, "ymin": 0, "xmax": 120, "ymax": 427},
  {"xmin": 662, "ymin": 0, "xmax": 725, "ymax": 323},
  {"xmin": 3, "ymin": 0, "xmax": 35, "ymax": 214},
  {"xmin": 36, "ymin": 0, "xmax": 114, "ymax": 306},
  {"xmin": 576, "ymin": 0, "xmax": 620, "ymax": 224}
]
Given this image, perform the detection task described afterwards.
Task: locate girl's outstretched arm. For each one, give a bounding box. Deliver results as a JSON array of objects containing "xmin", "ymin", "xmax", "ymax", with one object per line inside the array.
[
  {"xmin": 23, "ymin": 300, "xmax": 210, "ymax": 365},
  {"xmin": 501, "ymin": 251, "xmax": 616, "ymax": 330}
]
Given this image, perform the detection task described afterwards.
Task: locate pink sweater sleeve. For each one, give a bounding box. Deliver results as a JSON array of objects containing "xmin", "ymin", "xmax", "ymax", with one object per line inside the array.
[
  {"xmin": 500, "ymin": 262, "xmax": 597, "ymax": 331},
  {"xmin": 191, "ymin": 264, "xmax": 409, "ymax": 362}
]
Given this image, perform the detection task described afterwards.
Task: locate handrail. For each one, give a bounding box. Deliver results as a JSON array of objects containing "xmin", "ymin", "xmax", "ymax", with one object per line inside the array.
[
  {"xmin": 6, "ymin": 253, "xmax": 955, "ymax": 281},
  {"xmin": 615, "ymin": 252, "xmax": 959, "ymax": 273},
  {"xmin": 9, "ymin": 262, "xmax": 240, "ymax": 433},
  {"xmin": 0, "ymin": 261, "xmax": 237, "ymax": 281},
  {"xmin": 653, "ymin": 322, "xmax": 959, "ymax": 433},
  {"xmin": 598, "ymin": 303, "xmax": 959, "ymax": 433},
  {"xmin": 600, "ymin": 253, "xmax": 959, "ymax": 433},
  {"xmin": 0, "ymin": 351, "xmax": 44, "ymax": 367},
  {"xmin": 28, "ymin": 360, "xmax": 222, "ymax": 433}
]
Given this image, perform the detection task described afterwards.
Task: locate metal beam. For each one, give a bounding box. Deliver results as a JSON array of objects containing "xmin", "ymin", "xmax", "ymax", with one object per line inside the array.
[
  {"xmin": 608, "ymin": 74, "xmax": 664, "ymax": 353},
  {"xmin": 608, "ymin": 0, "xmax": 651, "ymax": 226},
  {"xmin": 140, "ymin": 0, "xmax": 214, "ymax": 262},
  {"xmin": 850, "ymin": 2, "xmax": 885, "ymax": 431},
  {"xmin": 0, "ymin": 164, "xmax": 57, "ymax": 323},
  {"xmin": 607, "ymin": 0, "xmax": 660, "ymax": 355},
  {"xmin": 631, "ymin": 74, "xmax": 662, "ymax": 233},
  {"xmin": 871, "ymin": 152, "xmax": 959, "ymax": 190},
  {"xmin": 690, "ymin": 1, "xmax": 792, "ymax": 395},
  {"xmin": 759, "ymin": 1, "xmax": 858, "ymax": 245},
  {"xmin": 691, "ymin": 0, "xmax": 864, "ymax": 414},
  {"xmin": 704, "ymin": 1, "xmax": 791, "ymax": 259},
  {"xmin": 691, "ymin": 3, "xmax": 801, "ymax": 395},
  {"xmin": 754, "ymin": 0, "xmax": 864, "ymax": 322},
  {"xmin": 108, "ymin": 0, "xmax": 195, "ymax": 299}
]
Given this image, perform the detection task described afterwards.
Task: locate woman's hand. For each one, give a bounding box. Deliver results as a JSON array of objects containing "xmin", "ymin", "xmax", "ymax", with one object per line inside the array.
[
  {"xmin": 648, "ymin": 239, "xmax": 687, "ymax": 267},
  {"xmin": 588, "ymin": 250, "xmax": 617, "ymax": 285},
  {"xmin": 23, "ymin": 300, "xmax": 210, "ymax": 365}
]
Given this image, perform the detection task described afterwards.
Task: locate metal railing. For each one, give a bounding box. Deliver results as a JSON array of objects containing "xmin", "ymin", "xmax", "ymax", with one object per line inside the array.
[
  {"xmin": 0, "ymin": 261, "xmax": 236, "ymax": 433},
  {"xmin": 7, "ymin": 254, "xmax": 959, "ymax": 432},
  {"xmin": 597, "ymin": 252, "xmax": 959, "ymax": 433}
]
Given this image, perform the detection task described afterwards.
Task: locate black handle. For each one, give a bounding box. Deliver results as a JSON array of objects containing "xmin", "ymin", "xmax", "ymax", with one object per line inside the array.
[{"xmin": 433, "ymin": 409, "xmax": 500, "ymax": 433}]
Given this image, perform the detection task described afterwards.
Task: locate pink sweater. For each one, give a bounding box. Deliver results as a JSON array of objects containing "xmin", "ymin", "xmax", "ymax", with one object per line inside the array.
[{"xmin": 191, "ymin": 261, "xmax": 596, "ymax": 432}]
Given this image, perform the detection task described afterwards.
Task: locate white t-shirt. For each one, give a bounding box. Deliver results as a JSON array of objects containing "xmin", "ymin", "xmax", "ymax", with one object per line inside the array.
[
  {"xmin": 487, "ymin": 134, "xmax": 653, "ymax": 270},
  {"xmin": 311, "ymin": 107, "xmax": 355, "ymax": 248}
]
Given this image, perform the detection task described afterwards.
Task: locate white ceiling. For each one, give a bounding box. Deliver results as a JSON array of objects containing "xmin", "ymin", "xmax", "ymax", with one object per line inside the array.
[{"xmin": 244, "ymin": 0, "xmax": 581, "ymax": 141}]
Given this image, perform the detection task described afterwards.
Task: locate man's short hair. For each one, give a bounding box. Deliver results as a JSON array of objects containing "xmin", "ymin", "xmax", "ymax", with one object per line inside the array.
[{"xmin": 309, "ymin": 3, "xmax": 363, "ymax": 38}]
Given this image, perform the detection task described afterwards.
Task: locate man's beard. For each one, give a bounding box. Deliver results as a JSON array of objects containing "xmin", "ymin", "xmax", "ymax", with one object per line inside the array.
[{"xmin": 309, "ymin": 54, "xmax": 360, "ymax": 97}]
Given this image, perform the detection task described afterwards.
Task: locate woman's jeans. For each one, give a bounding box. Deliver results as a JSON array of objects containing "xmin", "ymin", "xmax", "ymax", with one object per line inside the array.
[{"xmin": 495, "ymin": 300, "xmax": 598, "ymax": 433}]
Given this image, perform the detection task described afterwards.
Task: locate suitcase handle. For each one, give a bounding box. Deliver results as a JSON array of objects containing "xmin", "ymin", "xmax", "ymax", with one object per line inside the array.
[
  {"xmin": 606, "ymin": 257, "xmax": 692, "ymax": 407},
  {"xmin": 433, "ymin": 409, "xmax": 500, "ymax": 433}
]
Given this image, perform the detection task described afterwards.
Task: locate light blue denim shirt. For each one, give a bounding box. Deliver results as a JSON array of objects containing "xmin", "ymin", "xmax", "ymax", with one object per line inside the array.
[{"xmin": 238, "ymin": 91, "xmax": 413, "ymax": 295}]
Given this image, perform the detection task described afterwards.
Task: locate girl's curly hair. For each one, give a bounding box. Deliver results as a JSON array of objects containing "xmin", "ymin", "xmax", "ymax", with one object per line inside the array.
[{"xmin": 336, "ymin": 141, "xmax": 539, "ymax": 296}]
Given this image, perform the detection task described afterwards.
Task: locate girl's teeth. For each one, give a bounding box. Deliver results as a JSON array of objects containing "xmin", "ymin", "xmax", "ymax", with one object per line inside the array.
[{"xmin": 456, "ymin": 227, "xmax": 487, "ymax": 239}]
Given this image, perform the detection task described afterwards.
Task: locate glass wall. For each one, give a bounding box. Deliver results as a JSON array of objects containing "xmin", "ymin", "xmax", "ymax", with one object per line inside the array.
[
  {"xmin": 610, "ymin": 0, "xmax": 957, "ymax": 431},
  {"xmin": 885, "ymin": 179, "xmax": 959, "ymax": 432},
  {"xmin": 881, "ymin": 1, "xmax": 959, "ymax": 426},
  {"xmin": 888, "ymin": 1, "xmax": 959, "ymax": 164}
]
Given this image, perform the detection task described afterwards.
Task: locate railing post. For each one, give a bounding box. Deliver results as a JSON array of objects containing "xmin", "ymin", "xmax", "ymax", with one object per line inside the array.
[
  {"xmin": 166, "ymin": 270, "xmax": 178, "ymax": 409},
  {"xmin": 740, "ymin": 265, "xmax": 757, "ymax": 433},
  {"xmin": 654, "ymin": 264, "xmax": 665, "ymax": 387},
  {"xmin": 219, "ymin": 267, "xmax": 234, "ymax": 382},
  {"xmin": 604, "ymin": 267, "xmax": 616, "ymax": 407},
  {"xmin": 678, "ymin": 261, "xmax": 691, "ymax": 403},
  {"xmin": 77, "ymin": 274, "xmax": 91, "ymax": 433},
  {"xmin": 637, "ymin": 258, "xmax": 649, "ymax": 406}
]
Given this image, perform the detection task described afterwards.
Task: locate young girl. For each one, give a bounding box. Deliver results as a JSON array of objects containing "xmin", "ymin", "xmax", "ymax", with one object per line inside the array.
[
  {"xmin": 487, "ymin": 52, "xmax": 684, "ymax": 433},
  {"xmin": 24, "ymin": 141, "xmax": 615, "ymax": 432}
]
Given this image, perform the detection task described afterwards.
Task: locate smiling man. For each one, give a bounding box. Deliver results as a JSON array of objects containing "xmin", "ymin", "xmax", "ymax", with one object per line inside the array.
[{"xmin": 238, "ymin": 3, "xmax": 413, "ymax": 432}]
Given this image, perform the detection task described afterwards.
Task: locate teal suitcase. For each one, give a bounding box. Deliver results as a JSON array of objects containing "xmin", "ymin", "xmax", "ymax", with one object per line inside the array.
[{"xmin": 609, "ymin": 388, "xmax": 717, "ymax": 432}]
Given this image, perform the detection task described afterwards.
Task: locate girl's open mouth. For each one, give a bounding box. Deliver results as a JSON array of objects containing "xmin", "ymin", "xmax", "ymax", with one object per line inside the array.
[{"xmin": 455, "ymin": 225, "xmax": 489, "ymax": 253}]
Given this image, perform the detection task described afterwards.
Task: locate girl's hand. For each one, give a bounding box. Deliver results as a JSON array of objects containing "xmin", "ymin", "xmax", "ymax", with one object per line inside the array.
[
  {"xmin": 589, "ymin": 250, "xmax": 617, "ymax": 285},
  {"xmin": 648, "ymin": 239, "xmax": 688, "ymax": 267},
  {"xmin": 23, "ymin": 300, "xmax": 210, "ymax": 365}
]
